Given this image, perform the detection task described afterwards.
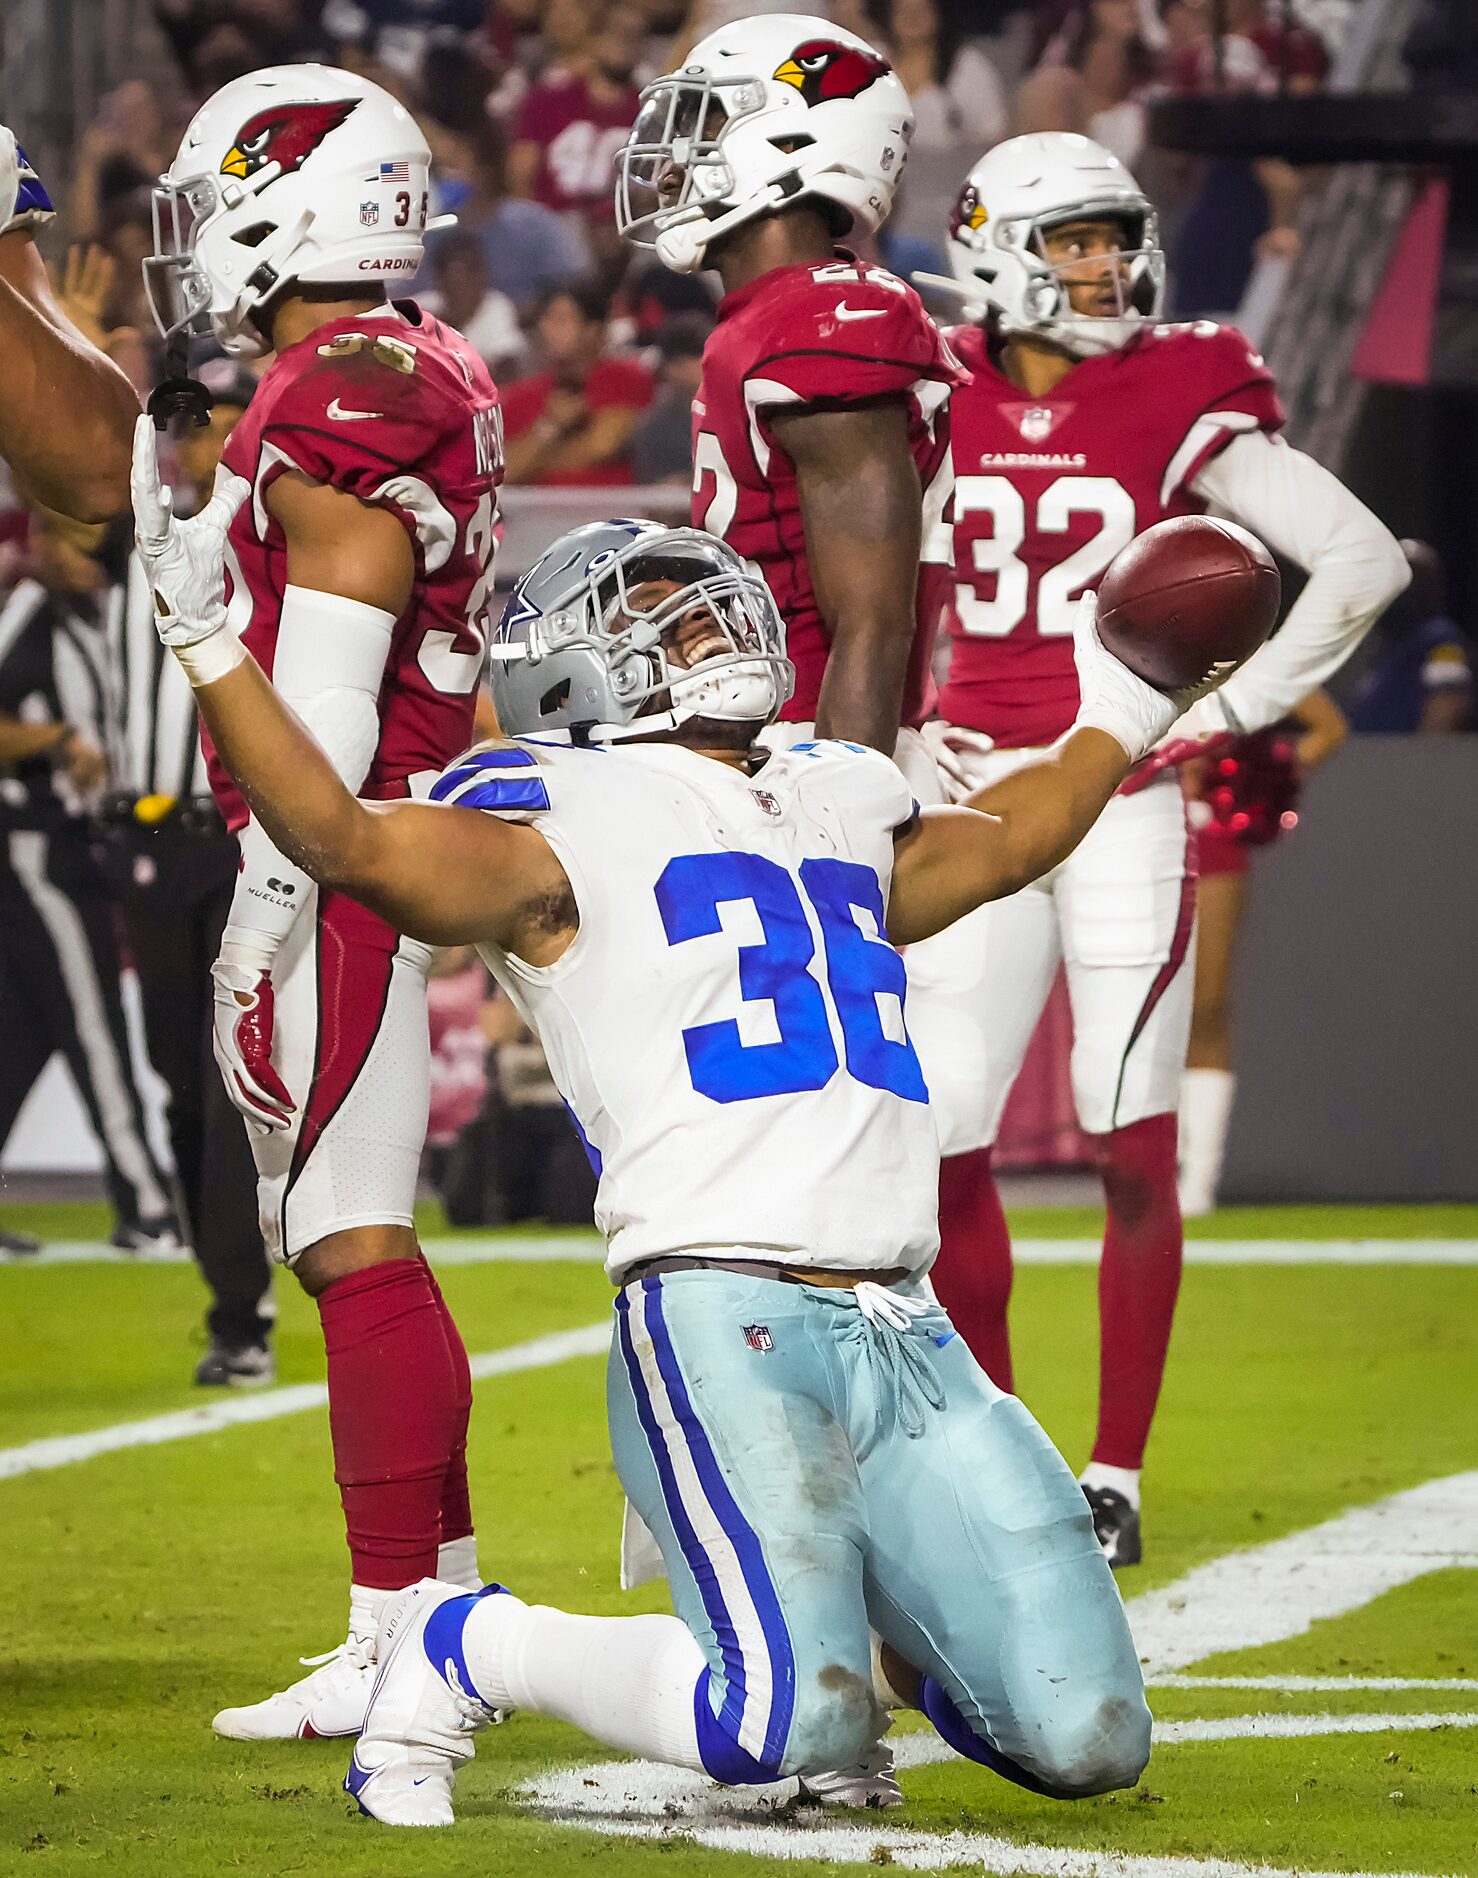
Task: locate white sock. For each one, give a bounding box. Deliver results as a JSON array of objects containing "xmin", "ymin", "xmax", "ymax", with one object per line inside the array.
[
  {"xmin": 463, "ymin": 1595, "xmax": 707, "ymax": 1771},
  {"xmin": 1178, "ymin": 1068, "xmax": 1236, "ymax": 1215},
  {"xmin": 1080, "ymin": 1462, "xmax": 1141, "ymax": 1510},
  {"xmin": 348, "ymin": 1583, "xmax": 395, "ymax": 1649},
  {"xmin": 437, "ymin": 1534, "xmax": 481, "ymax": 1591}
]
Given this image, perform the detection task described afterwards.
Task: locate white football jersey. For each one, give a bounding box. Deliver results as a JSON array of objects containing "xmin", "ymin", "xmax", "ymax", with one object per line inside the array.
[{"xmin": 429, "ymin": 736, "xmax": 940, "ymax": 1281}]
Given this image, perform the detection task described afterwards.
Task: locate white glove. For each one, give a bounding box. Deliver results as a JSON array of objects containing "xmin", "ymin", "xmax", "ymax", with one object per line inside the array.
[
  {"xmin": 211, "ymin": 941, "xmax": 296, "ymax": 1136},
  {"xmin": 1071, "ymin": 592, "xmax": 1216, "ymax": 764},
  {"xmin": 0, "ymin": 129, "xmax": 17, "ymax": 232},
  {"xmin": 921, "ymin": 719, "xmax": 995, "ymax": 801},
  {"xmin": 131, "ymin": 414, "xmax": 246, "ymax": 648},
  {"xmin": 1119, "ymin": 693, "xmax": 1239, "ymax": 797}
]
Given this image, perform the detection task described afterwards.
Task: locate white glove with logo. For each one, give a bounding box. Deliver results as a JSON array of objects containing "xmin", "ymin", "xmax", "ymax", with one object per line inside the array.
[
  {"xmin": 131, "ymin": 414, "xmax": 247, "ymax": 652},
  {"xmin": 1072, "ymin": 591, "xmax": 1205, "ymax": 764},
  {"xmin": 211, "ymin": 939, "xmax": 296, "ymax": 1136}
]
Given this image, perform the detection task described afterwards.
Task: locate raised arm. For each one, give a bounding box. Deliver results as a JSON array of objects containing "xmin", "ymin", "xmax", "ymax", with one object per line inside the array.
[
  {"xmin": 770, "ymin": 398, "xmax": 922, "ymax": 754},
  {"xmin": 129, "ymin": 417, "xmax": 570, "ymax": 952},
  {"xmin": 888, "ymin": 598, "xmax": 1196, "ymax": 945},
  {"xmin": 0, "ymin": 233, "xmax": 137, "ymax": 520}
]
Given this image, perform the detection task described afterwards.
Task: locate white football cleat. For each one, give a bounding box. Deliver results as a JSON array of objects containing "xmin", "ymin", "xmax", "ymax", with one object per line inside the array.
[
  {"xmin": 346, "ymin": 1578, "xmax": 509, "ymax": 1827},
  {"xmin": 798, "ymin": 1732, "xmax": 903, "ymax": 1808},
  {"xmin": 212, "ymin": 1635, "xmax": 376, "ymax": 1740}
]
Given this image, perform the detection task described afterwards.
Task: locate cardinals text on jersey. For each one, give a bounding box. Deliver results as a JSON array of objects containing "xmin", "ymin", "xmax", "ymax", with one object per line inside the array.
[
  {"xmin": 692, "ymin": 256, "xmax": 967, "ymax": 728},
  {"xmin": 208, "ymin": 303, "xmax": 503, "ymax": 830},
  {"xmin": 939, "ymin": 321, "xmax": 1283, "ymax": 748},
  {"xmin": 429, "ymin": 736, "xmax": 938, "ymax": 1279}
]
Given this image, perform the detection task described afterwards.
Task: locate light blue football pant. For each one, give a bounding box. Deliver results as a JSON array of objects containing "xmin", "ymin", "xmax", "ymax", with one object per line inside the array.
[{"xmin": 609, "ymin": 1268, "xmax": 1151, "ymax": 1793}]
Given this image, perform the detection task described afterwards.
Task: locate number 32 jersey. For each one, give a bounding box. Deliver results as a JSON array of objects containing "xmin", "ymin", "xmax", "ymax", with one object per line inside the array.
[
  {"xmin": 939, "ymin": 320, "xmax": 1284, "ymax": 748},
  {"xmin": 431, "ymin": 736, "xmax": 939, "ymax": 1281},
  {"xmin": 208, "ymin": 304, "xmax": 503, "ymax": 831},
  {"xmin": 693, "ymin": 256, "xmax": 967, "ymax": 729}
]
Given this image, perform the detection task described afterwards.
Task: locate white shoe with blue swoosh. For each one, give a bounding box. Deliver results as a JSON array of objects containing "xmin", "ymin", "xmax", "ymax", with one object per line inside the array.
[{"xmin": 345, "ymin": 1578, "xmax": 511, "ymax": 1827}]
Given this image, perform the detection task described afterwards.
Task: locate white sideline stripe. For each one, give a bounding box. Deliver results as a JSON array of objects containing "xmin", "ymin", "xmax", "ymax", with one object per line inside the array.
[
  {"xmin": 7, "ymin": 1235, "xmax": 1478, "ymax": 1268},
  {"xmin": 1152, "ymin": 1673, "xmax": 1478, "ymax": 1692},
  {"xmin": 1156, "ymin": 1710, "xmax": 1478, "ymax": 1743},
  {"xmin": 0, "ymin": 1321, "xmax": 609, "ymax": 1481}
]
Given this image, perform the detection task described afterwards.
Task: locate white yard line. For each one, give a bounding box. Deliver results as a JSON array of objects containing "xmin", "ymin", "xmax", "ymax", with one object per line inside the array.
[
  {"xmin": 1130, "ymin": 1470, "xmax": 1478, "ymax": 1676},
  {"xmin": 0, "ymin": 1321, "xmax": 610, "ymax": 1481},
  {"xmin": 7, "ymin": 1236, "xmax": 1478, "ymax": 1267},
  {"xmin": 526, "ymin": 1737, "xmax": 1467, "ymax": 1878}
]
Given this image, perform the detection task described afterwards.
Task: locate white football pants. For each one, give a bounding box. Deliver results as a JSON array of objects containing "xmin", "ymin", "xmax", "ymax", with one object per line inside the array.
[{"xmin": 905, "ymin": 741, "xmax": 1197, "ymax": 1156}]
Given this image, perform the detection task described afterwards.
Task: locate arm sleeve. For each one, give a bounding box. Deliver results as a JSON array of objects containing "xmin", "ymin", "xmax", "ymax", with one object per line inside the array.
[
  {"xmin": 1192, "ymin": 429, "xmax": 1410, "ymax": 733},
  {"xmin": 221, "ymin": 586, "xmax": 396, "ymax": 965}
]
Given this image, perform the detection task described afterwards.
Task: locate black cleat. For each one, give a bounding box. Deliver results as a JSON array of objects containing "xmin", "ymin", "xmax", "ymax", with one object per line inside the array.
[
  {"xmin": 1083, "ymin": 1485, "xmax": 1142, "ymax": 1569},
  {"xmin": 194, "ymin": 1339, "xmax": 276, "ymax": 1389},
  {"xmin": 0, "ymin": 1226, "xmax": 41, "ymax": 1255}
]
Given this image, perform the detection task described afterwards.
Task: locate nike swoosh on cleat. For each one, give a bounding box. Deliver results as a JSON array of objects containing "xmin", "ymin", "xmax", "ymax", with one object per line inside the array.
[
  {"xmin": 834, "ymin": 303, "xmax": 886, "ymax": 322},
  {"xmin": 327, "ymin": 398, "xmax": 382, "ymax": 420}
]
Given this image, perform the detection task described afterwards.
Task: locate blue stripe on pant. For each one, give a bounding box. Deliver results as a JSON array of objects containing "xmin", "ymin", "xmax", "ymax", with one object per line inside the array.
[
  {"xmin": 615, "ymin": 1279, "xmax": 798, "ymax": 1782},
  {"xmin": 609, "ymin": 1267, "xmax": 1150, "ymax": 1796}
]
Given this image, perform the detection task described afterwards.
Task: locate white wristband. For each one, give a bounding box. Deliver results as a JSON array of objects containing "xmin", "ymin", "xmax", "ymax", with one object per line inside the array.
[{"xmin": 174, "ymin": 626, "xmax": 247, "ymax": 689}]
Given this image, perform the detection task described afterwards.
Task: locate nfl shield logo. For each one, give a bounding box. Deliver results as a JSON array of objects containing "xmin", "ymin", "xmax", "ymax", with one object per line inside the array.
[
  {"xmin": 751, "ymin": 789, "xmax": 780, "ymax": 817},
  {"xmin": 359, "ymin": 200, "xmax": 380, "ymax": 227},
  {"xmin": 1019, "ymin": 406, "xmax": 1055, "ymax": 442},
  {"xmin": 743, "ymin": 1324, "xmax": 774, "ymax": 1353}
]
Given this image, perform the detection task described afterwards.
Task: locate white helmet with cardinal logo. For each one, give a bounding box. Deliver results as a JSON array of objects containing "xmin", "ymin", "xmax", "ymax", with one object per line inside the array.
[
  {"xmin": 145, "ymin": 65, "xmax": 432, "ymax": 359},
  {"xmin": 936, "ymin": 133, "xmax": 1165, "ymax": 358},
  {"xmin": 615, "ymin": 12, "xmax": 913, "ymax": 275}
]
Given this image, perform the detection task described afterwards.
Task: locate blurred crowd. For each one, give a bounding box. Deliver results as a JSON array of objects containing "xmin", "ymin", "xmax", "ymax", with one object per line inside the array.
[{"xmin": 37, "ymin": 0, "xmax": 1376, "ymax": 500}]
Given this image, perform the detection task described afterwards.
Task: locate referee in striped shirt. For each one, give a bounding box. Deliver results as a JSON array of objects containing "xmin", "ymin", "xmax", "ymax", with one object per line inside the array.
[
  {"xmin": 0, "ymin": 508, "xmax": 177, "ymax": 1249},
  {"xmin": 109, "ymin": 364, "xmax": 274, "ymax": 1386}
]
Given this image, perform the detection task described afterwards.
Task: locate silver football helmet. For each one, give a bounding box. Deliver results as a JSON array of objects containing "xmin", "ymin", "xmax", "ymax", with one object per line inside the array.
[{"xmin": 490, "ymin": 520, "xmax": 792, "ymax": 743}]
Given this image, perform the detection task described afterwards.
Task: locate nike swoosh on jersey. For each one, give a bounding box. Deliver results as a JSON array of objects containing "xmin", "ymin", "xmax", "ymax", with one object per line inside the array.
[
  {"xmin": 835, "ymin": 303, "xmax": 887, "ymax": 322},
  {"xmin": 327, "ymin": 398, "xmax": 383, "ymax": 421}
]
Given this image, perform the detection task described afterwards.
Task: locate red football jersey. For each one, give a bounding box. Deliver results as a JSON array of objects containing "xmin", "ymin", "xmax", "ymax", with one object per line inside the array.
[
  {"xmin": 938, "ymin": 321, "xmax": 1283, "ymax": 748},
  {"xmin": 211, "ymin": 305, "xmax": 503, "ymax": 831},
  {"xmin": 692, "ymin": 255, "xmax": 967, "ymax": 728}
]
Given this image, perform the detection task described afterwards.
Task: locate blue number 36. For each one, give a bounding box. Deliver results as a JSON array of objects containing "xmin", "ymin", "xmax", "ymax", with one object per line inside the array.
[{"xmin": 654, "ymin": 851, "xmax": 927, "ymax": 1106}]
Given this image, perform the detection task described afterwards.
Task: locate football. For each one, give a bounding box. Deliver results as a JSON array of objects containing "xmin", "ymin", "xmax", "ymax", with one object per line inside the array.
[{"xmin": 1096, "ymin": 515, "xmax": 1282, "ymax": 694}]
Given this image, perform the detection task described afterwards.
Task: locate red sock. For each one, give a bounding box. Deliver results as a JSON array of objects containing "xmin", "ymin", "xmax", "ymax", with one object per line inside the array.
[
  {"xmin": 1092, "ymin": 1112, "xmax": 1183, "ymax": 1469},
  {"xmin": 931, "ymin": 1146, "xmax": 1015, "ymax": 1392},
  {"xmin": 422, "ymin": 1257, "xmax": 474, "ymax": 1544},
  {"xmin": 317, "ymin": 1257, "xmax": 462, "ymax": 1590}
]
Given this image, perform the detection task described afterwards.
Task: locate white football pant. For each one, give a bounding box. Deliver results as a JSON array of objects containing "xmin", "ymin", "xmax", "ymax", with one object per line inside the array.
[{"xmin": 905, "ymin": 742, "xmax": 1197, "ymax": 1155}]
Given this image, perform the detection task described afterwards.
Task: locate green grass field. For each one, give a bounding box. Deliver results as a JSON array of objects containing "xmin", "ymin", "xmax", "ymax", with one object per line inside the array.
[{"xmin": 4, "ymin": 1202, "xmax": 1477, "ymax": 1876}]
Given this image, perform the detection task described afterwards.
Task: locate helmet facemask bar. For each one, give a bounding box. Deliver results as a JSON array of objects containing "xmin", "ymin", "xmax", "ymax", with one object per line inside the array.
[
  {"xmin": 614, "ymin": 73, "xmax": 767, "ymax": 249},
  {"xmin": 1022, "ymin": 204, "xmax": 1166, "ymax": 337},
  {"xmin": 143, "ymin": 177, "xmax": 218, "ymax": 340},
  {"xmin": 503, "ymin": 531, "xmax": 793, "ymax": 741}
]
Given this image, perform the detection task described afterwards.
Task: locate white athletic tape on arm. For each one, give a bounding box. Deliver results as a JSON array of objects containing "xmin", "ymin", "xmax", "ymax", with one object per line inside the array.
[{"xmin": 174, "ymin": 626, "xmax": 247, "ymax": 688}]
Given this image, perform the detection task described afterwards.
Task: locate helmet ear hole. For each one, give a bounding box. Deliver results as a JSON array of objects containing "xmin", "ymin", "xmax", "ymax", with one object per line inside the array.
[
  {"xmin": 231, "ymin": 222, "xmax": 275, "ymax": 247},
  {"xmin": 540, "ymin": 678, "xmax": 571, "ymax": 714}
]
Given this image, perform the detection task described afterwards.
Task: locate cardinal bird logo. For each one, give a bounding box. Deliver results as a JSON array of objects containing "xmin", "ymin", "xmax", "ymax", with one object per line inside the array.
[
  {"xmin": 220, "ymin": 99, "xmax": 358, "ymax": 182},
  {"xmin": 953, "ymin": 182, "xmax": 988, "ymax": 238},
  {"xmin": 773, "ymin": 40, "xmax": 890, "ymax": 106}
]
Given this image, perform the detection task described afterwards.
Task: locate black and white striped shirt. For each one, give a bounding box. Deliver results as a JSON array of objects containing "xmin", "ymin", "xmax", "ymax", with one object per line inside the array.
[
  {"xmin": 109, "ymin": 552, "xmax": 211, "ymax": 805},
  {"xmin": 0, "ymin": 578, "xmax": 120, "ymax": 828}
]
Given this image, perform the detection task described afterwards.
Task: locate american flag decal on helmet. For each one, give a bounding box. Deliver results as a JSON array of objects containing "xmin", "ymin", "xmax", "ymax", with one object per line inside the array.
[{"xmin": 743, "ymin": 1324, "xmax": 774, "ymax": 1353}]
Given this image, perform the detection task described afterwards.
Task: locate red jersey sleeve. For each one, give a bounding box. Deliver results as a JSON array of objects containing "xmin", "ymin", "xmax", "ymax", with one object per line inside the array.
[
  {"xmin": 741, "ymin": 262, "xmax": 967, "ymax": 412},
  {"xmin": 254, "ymin": 328, "xmax": 487, "ymax": 567},
  {"xmin": 1158, "ymin": 323, "xmax": 1285, "ymax": 507}
]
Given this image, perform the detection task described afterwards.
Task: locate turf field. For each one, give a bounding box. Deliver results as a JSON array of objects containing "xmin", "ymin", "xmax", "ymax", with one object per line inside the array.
[{"xmin": 4, "ymin": 1201, "xmax": 1477, "ymax": 1876}]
